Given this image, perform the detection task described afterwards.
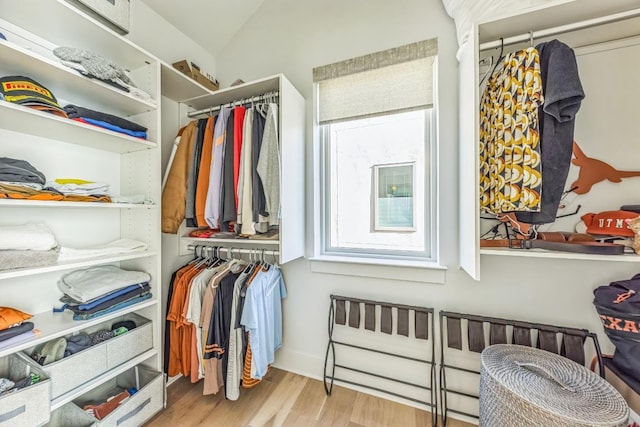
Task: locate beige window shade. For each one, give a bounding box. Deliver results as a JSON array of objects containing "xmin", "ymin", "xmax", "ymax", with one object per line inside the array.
[{"xmin": 314, "ymin": 38, "xmax": 437, "ymax": 125}]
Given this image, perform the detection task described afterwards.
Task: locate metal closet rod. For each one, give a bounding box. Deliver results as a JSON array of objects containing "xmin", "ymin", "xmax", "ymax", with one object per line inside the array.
[
  {"xmin": 187, "ymin": 244, "xmax": 280, "ymax": 257},
  {"xmin": 480, "ymin": 7, "xmax": 640, "ymax": 51},
  {"xmin": 187, "ymin": 91, "xmax": 279, "ymax": 118}
]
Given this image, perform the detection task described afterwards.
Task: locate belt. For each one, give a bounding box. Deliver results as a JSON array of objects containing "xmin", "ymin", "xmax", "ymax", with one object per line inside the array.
[{"xmin": 481, "ymin": 232, "xmax": 626, "ymax": 255}]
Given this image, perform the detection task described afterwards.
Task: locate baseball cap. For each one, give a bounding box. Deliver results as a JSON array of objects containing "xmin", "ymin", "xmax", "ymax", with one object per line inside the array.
[
  {"xmin": 0, "ymin": 75, "xmax": 68, "ymax": 118},
  {"xmin": 580, "ymin": 210, "xmax": 639, "ymax": 237}
]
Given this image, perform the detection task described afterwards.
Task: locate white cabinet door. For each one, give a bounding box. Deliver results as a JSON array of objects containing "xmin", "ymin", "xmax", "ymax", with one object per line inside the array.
[{"xmin": 458, "ymin": 25, "xmax": 480, "ymax": 280}]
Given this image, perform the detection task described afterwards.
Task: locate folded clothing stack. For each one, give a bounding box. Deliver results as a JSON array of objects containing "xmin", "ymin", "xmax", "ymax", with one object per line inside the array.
[
  {"xmin": 63, "ymin": 104, "xmax": 148, "ymax": 139},
  {"xmin": 0, "ymin": 157, "xmax": 61, "ymax": 201},
  {"xmin": 52, "ymin": 46, "xmax": 153, "ymax": 104},
  {"xmin": 0, "ymin": 307, "xmax": 38, "ymax": 350},
  {"xmin": 0, "ymin": 158, "xmax": 112, "ymax": 203},
  {"xmin": 0, "ymin": 223, "xmax": 60, "ymax": 270},
  {"xmin": 45, "ymin": 178, "xmax": 110, "ymax": 197},
  {"xmin": 56, "ymin": 265, "xmax": 152, "ymax": 320},
  {"xmin": 58, "ymin": 238, "xmax": 147, "ymax": 262}
]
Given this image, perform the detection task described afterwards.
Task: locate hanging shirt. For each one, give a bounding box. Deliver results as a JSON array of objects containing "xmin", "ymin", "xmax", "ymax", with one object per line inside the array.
[
  {"xmin": 200, "ymin": 267, "xmax": 228, "ymax": 395},
  {"xmin": 479, "ymin": 47, "xmax": 544, "ymax": 214},
  {"xmin": 240, "ymin": 265, "xmax": 287, "ymax": 380},
  {"xmin": 257, "ymin": 103, "xmax": 280, "ymax": 226},
  {"xmin": 222, "ymin": 110, "xmax": 237, "ymax": 231},
  {"xmin": 237, "ymin": 108, "xmax": 255, "ymax": 235},
  {"xmin": 186, "ymin": 119, "xmax": 207, "ymax": 227},
  {"xmin": 515, "ymin": 40, "xmax": 584, "ymax": 224},
  {"xmin": 252, "ymin": 107, "xmax": 269, "ymax": 232},
  {"xmin": 184, "ymin": 263, "xmax": 224, "ymax": 380},
  {"xmin": 233, "ymin": 107, "xmax": 246, "ymax": 209},
  {"xmin": 205, "ymin": 107, "xmax": 231, "ymax": 229},
  {"xmin": 225, "ymin": 269, "xmax": 251, "ymax": 400},
  {"xmin": 195, "ymin": 116, "xmax": 215, "ymax": 227}
]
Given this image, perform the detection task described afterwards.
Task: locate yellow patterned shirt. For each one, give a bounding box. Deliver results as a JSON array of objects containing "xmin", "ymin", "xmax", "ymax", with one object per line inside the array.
[{"xmin": 479, "ymin": 47, "xmax": 543, "ymax": 214}]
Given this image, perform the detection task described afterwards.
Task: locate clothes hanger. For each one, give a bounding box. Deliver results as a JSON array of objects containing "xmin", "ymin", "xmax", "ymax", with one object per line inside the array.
[
  {"xmin": 488, "ymin": 37, "xmax": 504, "ymax": 79},
  {"xmin": 479, "ymin": 55, "xmax": 494, "ymax": 86},
  {"xmin": 529, "ymin": 30, "xmax": 534, "ymax": 47}
]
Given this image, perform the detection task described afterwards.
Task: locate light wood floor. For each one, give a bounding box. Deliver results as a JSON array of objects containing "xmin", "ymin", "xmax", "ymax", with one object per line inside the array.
[{"xmin": 145, "ymin": 368, "xmax": 474, "ymax": 427}]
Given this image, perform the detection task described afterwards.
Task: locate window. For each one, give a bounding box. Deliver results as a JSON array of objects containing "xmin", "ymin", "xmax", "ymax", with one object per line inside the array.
[
  {"xmin": 374, "ymin": 162, "xmax": 415, "ymax": 231},
  {"xmin": 313, "ymin": 39, "xmax": 438, "ymax": 262}
]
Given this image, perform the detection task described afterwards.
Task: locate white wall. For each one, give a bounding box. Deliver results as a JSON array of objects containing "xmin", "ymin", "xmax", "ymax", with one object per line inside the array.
[
  {"xmin": 214, "ymin": 0, "xmax": 639, "ymax": 420},
  {"xmin": 126, "ymin": 0, "xmax": 216, "ymax": 75}
]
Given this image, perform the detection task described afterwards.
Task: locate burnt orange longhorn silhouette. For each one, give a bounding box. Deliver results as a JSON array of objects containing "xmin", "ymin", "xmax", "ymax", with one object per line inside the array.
[{"xmin": 571, "ymin": 141, "xmax": 640, "ymax": 194}]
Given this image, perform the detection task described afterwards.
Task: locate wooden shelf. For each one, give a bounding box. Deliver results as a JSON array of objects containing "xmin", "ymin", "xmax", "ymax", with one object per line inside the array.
[
  {"xmin": 160, "ymin": 61, "xmax": 213, "ymax": 103},
  {"xmin": 0, "ymin": 298, "xmax": 158, "ymax": 360},
  {"xmin": 0, "ymin": 102, "xmax": 156, "ymax": 153},
  {"xmin": 0, "ymin": 251, "xmax": 157, "ymax": 280},
  {"xmin": 182, "ymin": 74, "xmax": 280, "ymax": 111}
]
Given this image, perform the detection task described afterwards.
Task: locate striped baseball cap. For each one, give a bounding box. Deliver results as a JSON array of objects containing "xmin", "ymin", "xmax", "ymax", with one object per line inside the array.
[{"xmin": 0, "ymin": 75, "xmax": 68, "ymax": 118}]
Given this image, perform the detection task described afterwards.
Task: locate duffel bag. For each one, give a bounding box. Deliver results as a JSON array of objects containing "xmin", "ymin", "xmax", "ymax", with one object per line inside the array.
[{"xmin": 594, "ymin": 273, "xmax": 640, "ymax": 385}]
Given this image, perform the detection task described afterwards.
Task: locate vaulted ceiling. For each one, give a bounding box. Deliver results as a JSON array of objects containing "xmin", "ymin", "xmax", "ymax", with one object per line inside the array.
[{"xmin": 140, "ymin": 0, "xmax": 264, "ymax": 56}]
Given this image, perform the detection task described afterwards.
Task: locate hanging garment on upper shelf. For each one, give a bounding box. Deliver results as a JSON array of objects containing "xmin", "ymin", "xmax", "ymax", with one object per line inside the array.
[
  {"xmin": 205, "ymin": 107, "xmax": 232, "ymax": 230},
  {"xmin": 515, "ymin": 39, "xmax": 584, "ymax": 224},
  {"xmin": 221, "ymin": 109, "xmax": 238, "ymax": 231},
  {"xmin": 252, "ymin": 106, "xmax": 269, "ymax": 232},
  {"xmin": 162, "ymin": 121, "xmax": 198, "ymax": 233},
  {"xmin": 479, "ymin": 47, "xmax": 543, "ymax": 214},
  {"xmin": 257, "ymin": 103, "xmax": 281, "ymax": 226},
  {"xmin": 237, "ymin": 108, "xmax": 256, "ymax": 236},
  {"xmin": 196, "ymin": 117, "xmax": 215, "ymax": 227},
  {"xmin": 186, "ymin": 119, "xmax": 208, "ymax": 227}
]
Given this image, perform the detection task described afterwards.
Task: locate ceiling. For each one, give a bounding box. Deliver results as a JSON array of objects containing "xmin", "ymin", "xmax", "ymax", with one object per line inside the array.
[{"xmin": 140, "ymin": 0, "xmax": 264, "ymax": 56}]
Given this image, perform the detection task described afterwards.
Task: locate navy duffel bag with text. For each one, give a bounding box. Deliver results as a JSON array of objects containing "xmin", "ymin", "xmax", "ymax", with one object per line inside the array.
[{"xmin": 593, "ymin": 273, "xmax": 640, "ymax": 389}]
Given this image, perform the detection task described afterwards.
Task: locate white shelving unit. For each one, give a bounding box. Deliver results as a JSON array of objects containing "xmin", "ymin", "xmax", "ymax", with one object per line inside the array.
[
  {"xmin": 174, "ymin": 74, "xmax": 306, "ymax": 264},
  {"xmin": 458, "ymin": 0, "xmax": 640, "ymax": 280},
  {"xmin": 0, "ymin": 0, "xmax": 163, "ymax": 423}
]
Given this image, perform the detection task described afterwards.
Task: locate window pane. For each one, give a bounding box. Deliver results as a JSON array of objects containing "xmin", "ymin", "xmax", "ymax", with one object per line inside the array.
[
  {"xmin": 377, "ymin": 164, "xmax": 414, "ymax": 229},
  {"xmin": 327, "ymin": 110, "xmax": 426, "ymax": 253}
]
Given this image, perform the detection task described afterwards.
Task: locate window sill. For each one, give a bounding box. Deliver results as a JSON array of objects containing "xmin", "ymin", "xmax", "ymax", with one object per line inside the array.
[{"xmin": 309, "ymin": 255, "xmax": 446, "ymax": 284}]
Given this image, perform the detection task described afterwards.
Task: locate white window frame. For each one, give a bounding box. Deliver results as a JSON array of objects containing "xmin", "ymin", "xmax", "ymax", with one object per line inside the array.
[
  {"xmin": 317, "ymin": 107, "xmax": 437, "ymax": 263},
  {"xmin": 372, "ymin": 162, "xmax": 417, "ymax": 232}
]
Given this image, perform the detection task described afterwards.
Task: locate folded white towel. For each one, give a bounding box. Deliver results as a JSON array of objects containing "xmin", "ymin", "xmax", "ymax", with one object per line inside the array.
[
  {"xmin": 58, "ymin": 265, "xmax": 151, "ymax": 303},
  {"xmin": 58, "ymin": 238, "xmax": 147, "ymax": 262},
  {"xmin": 0, "ymin": 223, "xmax": 58, "ymax": 251}
]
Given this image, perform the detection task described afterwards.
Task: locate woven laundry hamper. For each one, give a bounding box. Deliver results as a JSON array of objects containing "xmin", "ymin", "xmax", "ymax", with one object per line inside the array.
[{"xmin": 479, "ymin": 344, "xmax": 628, "ymax": 427}]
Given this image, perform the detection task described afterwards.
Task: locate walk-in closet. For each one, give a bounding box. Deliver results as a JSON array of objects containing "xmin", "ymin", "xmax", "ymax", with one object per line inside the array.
[{"xmin": 1, "ymin": 0, "xmax": 640, "ymax": 426}]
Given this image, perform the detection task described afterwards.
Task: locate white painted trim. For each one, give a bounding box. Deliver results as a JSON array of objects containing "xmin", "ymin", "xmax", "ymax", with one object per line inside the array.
[{"xmin": 309, "ymin": 256, "xmax": 446, "ymax": 284}]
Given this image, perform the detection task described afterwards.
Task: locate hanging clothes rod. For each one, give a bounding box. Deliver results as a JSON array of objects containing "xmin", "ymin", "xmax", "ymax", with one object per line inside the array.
[
  {"xmin": 187, "ymin": 91, "xmax": 279, "ymax": 118},
  {"xmin": 480, "ymin": 7, "xmax": 640, "ymax": 51},
  {"xmin": 187, "ymin": 244, "xmax": 280, "ymax": 258}
]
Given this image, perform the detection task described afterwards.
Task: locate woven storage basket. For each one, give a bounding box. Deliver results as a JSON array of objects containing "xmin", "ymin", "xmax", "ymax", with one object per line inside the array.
[{"xmin": 479, "ymin": 344, "xmax": 628, "ymax": 427}]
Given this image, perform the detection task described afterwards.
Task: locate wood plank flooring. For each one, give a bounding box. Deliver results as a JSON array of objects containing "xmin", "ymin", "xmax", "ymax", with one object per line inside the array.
[{"xmin": 145, "ymin": 368, "xmax": 475, "ymax": 427}]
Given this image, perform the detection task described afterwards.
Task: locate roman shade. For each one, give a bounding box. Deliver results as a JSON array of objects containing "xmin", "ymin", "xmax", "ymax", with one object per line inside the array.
[{"xmin": 313, "ymin": 38, "xmax": 437, "ymax": 124}]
